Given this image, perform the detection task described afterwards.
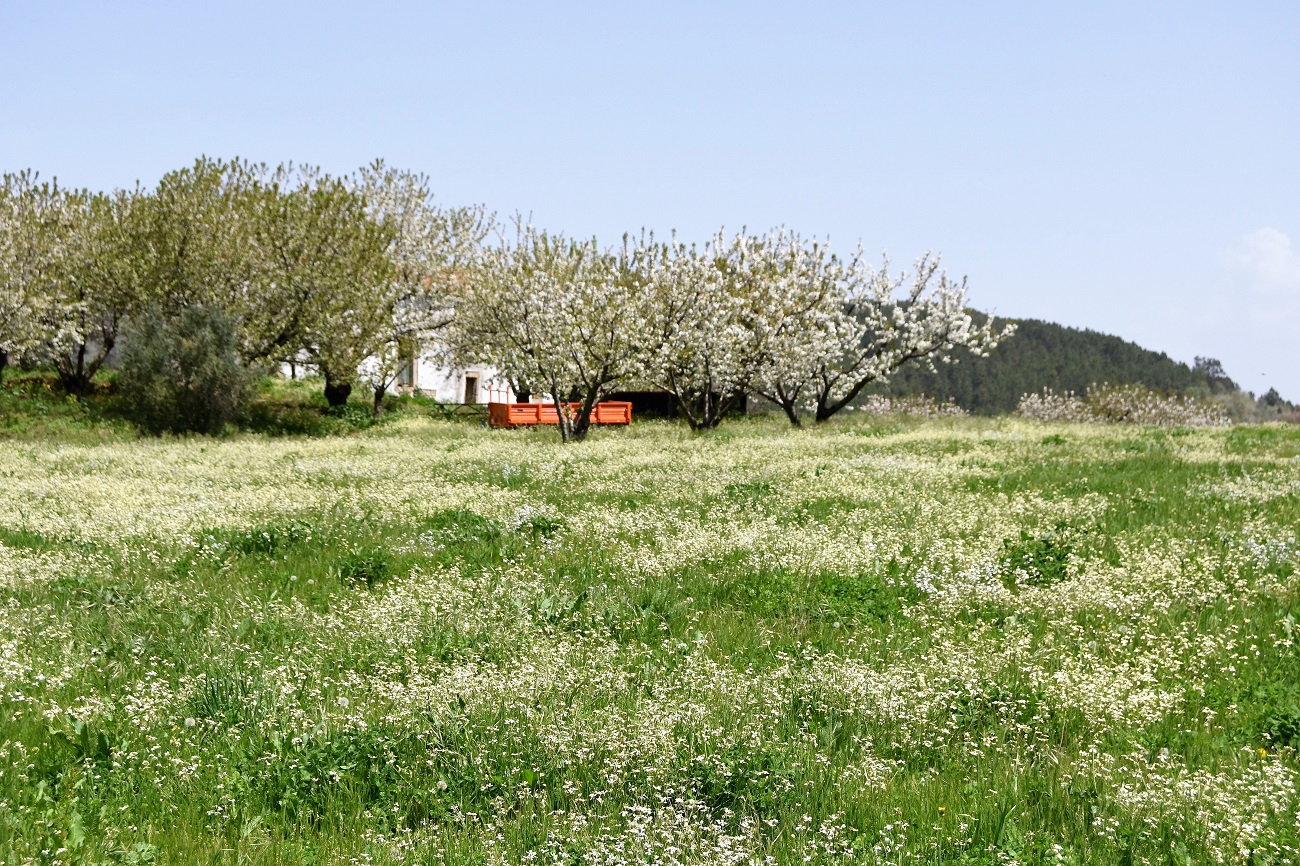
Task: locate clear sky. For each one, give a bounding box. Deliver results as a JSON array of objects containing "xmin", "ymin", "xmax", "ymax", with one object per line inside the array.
[{"xmin": 3, "ymin": 1, "xmax": 1297, "ymax": 397}]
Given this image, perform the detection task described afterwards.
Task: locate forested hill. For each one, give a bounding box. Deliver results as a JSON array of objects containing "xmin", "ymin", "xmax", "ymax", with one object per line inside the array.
[{"xmin": 870, "ymin": 314, "xmax": 1217, "ymax": 415}]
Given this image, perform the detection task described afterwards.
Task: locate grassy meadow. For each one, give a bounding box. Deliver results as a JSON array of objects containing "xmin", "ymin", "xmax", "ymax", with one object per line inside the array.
[{"xmin": 1, "ymin": 410, "xmax": 1299, "ymax": 864}]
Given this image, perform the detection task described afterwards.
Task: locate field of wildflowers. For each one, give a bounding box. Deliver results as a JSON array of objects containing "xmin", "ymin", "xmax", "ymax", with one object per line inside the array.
[{"xmin": 1, "ymin": 415, "xmax": 1298, "ymax": 864}]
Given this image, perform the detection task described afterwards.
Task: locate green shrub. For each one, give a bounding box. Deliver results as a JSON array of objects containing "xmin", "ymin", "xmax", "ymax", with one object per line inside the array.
[
  {"xmin": 425, "ymin": 508, "xmax": 503, "ymax": 544},
  {"xmin": 1000, "ymin": 527, "xmax": 1073, "ymax": 588},
  {"xmin": 116, "ymin": 305, "xmax": 250, "ymax": 435},
  {"xmin": 330, "ymin": 544, "xmax": 392, "ymax": 589}
]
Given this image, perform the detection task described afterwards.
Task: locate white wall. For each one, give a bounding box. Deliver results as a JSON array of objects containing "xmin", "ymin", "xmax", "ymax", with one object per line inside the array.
[{"xmin": 409, "ymin": 356, "xmax": 513, "ymax": 404}]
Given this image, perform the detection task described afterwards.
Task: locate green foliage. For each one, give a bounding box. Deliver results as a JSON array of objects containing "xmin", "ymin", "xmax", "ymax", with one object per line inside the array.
[
  {"xmin": 116, "ymin": 304, "xmax": 250, "ymax": 434},
  {"xmin": 186, "ymin": 669, "xmax": 275, "ymax": 729},
  {"xmin": 1000, "ymin": 526, "xmax": 1073, "ymax": 588},
  {"xmin": 240, "ymin": 376, "xmax": 387, "ymax": 436},
  {"xmin": 215, "ymin": 520, "xmax": 315, "ymax": 557},
  {"xmin": 1225, "ymin": 425, "xmax": 1300, "ymax": 459},
  {"xmin": 724, "ymin": 480, "xmax": 777, "ymax": 502},
  {"xmin": 425, "ymin": 508, "xmax": 503, "ymax": 544},
  {"xmin": 1261, "ymin": 686, "xmax": 1300, "ymax": 748},
  {"xmin": 0, "ymin": 371, "xmax": 135, "ymax": 442},
  {"xmin": 247, "ymin": 725, "xmax": 425, "ymax": 826},
  {"xmin": 330, "ymin": 544, "xmax": 392, "ymax": 589},
  {"xmin": 514, "ymin": 509, "xmax": 565, "ymax": 537}
]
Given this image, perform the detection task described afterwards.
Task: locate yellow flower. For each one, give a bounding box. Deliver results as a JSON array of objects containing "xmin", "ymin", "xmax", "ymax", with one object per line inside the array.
[{"xmin": 1259, "ymin": 747, "xmax": 1268, "ymax": 758}]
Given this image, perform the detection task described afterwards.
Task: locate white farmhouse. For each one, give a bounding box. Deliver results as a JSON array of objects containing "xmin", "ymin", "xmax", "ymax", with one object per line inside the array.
[
  {"xmin": 281, "ymin": 343, "xmax": 516, "ymax": 405},
  {"xmin": 395, "ymin": 349, "xmax": 514, "ymax": 404}
]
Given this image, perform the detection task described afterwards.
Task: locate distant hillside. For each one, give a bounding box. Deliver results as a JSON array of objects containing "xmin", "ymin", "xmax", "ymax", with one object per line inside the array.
[{"xmin": 869, "ymin": 314, "xmax": 1221, "ymax": 415}]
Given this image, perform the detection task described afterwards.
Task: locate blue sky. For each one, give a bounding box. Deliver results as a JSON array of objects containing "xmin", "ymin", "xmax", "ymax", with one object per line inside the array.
[{"xmin": 3, "ymin": 1, "xmax": 1297, "ymax": 397}]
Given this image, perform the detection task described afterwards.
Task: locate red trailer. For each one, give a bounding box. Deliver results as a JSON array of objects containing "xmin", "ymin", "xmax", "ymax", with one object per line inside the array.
[{"xmin": 488, "ymin": 401, "xmax": 632, "ymax": 429}]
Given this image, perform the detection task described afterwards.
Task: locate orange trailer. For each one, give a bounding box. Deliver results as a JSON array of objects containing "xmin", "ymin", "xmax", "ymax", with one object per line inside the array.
[{"xmin": 488, "ymin": 401, "xmax": 632, "ymax": 429}]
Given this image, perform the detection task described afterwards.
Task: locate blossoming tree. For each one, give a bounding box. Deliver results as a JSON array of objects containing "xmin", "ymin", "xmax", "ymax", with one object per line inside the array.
[
  {"xmin": 241, "ymin": 166, "xmax": 395, "ymax": 406},
  {"xmin": 353, "ymin": 162, "xmax": 491, "ymax": 416},
  {"xmin": 0, "ymin": 174, "xmax": 153, "ymax": 396},
  {"xmin": 754, "ymin": 247, "xmax": 1014, "ymax": 425},
  {"xmin": 446, "ymin": 223, "xmax": 648, "ymax": 442},
  {"xmin": 0, "ymin": 171, "xmax": 59, "ymax": 383},
  {"xmin": 634, "ymin": 230, "xmax": 781, "ymax": 429}
]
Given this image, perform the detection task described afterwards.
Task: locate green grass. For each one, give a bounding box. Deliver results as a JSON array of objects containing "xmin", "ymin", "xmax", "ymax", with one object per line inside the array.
[{"xmin": 0, "ymin": 401, "xmax": 1298, "ymax": 864}]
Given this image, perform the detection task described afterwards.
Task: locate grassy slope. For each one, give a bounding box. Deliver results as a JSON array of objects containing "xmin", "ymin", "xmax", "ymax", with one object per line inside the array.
[{"xmin": 0, "ymin": 414, "xmax": 1298, "ymax": 864}]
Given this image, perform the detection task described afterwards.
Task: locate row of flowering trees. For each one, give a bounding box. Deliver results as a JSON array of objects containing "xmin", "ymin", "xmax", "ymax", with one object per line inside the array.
[
  {"xmin": 2, "ymin": 158, "xmax": 1010, "ymax": 439},
  {"xmin": 0, "ymin": 159, "xmax": 486, "ymax": 409},
  {"xmin": 443, "ymin": 224, "xmax": 1012, "ymax": 440}
]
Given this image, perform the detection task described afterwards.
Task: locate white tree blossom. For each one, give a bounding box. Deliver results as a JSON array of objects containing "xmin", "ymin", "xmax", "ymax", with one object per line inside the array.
[
  {"xmin": 0, "ymin": 175, "xmax": 152, "ymax": 395},
  {"xmin": 635, "ymin": 228, "xmax": 845, "ymax": 429},
  {"xmin": 635, "ymin": 230, "xmax": 763, "ymax": 429},
  {"xmin": 352, "ymin": 161, "xmax": 491, "ymax": 415},
  {"xmin": 755, "ymin": 247, "xmax": 1014, "ymax": 424},
  {"xmin": 55, "ymin": 187, "xmax": 155, "ymax": 396},
  {"xmin": 446, "ymin": 222, "xmax": 647, "ymax": 442},
  {"xmin": 0, "ymin": 171, "xmax": 64, "ymax": 381}
]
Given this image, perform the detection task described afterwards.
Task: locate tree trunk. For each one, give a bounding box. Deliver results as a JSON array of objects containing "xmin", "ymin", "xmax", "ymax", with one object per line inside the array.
[
  {"xmin": 56, "ymin": 338, "xmax": 114, "ymax": 399},
  {"xmin": 670, "ymin": 391, "xmax": 704, "ymax": 431},
  {"xmin": 700, "ymin": 391, "xmax": 740, "ymax": 429},
  {"xmin": 665, "ymin": 372, "xmax": 703, "ymax": 431},
  {"xmin": 552, "ymin": 394, "xmax": 571, "ymax": 444},
  {"xmin": 0, "ymin": 349, "xmax": 7, "ymax": 386},
  {"xmin": 570, "ymin": 414, "xmax": 590, "ymax": 442},
  {"xmin": 59, "ymin": 373, "xmax": 88, "ymax": 397},
  {"xmin": 57, "ymin": 342, "xmax": 92, "ymax": 398},
  {"xmin": 568, "ymin": 391, "xmax": 602, "ymax": 443},
  {"xmin": 324, "ymin": 375, "xmax": 352, "ymax": 408},
  {"xmin": 815, "ymin": 379, "xmax": 872, "ymax": 423},
  {"xmin": 58, "ymin": 365, "xmax": 94, "ymax": 398},
  {"xmin": 670, "ymin": 389, "xmax": 739, "ymax": 431},
  {"xmin": 372, "ymin": 383, "xmax": 387, "ymax": 418},
  {"xmin": 755, "ymin": 384, "xmax": 804, "ymax": 427}
]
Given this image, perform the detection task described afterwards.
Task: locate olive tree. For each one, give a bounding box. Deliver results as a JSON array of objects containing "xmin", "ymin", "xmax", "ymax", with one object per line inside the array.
[{"xmin": 116, "ymin": 304, "xmax": 250, "ymax": 434}]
